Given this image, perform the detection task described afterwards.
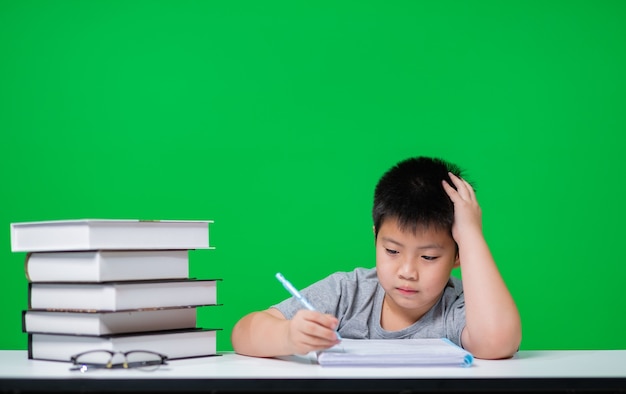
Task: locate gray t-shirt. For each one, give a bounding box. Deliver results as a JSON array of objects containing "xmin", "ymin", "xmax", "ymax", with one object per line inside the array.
[{"xmin": 272, "ymin": 267, "xmax": 466, "ymax": 347}]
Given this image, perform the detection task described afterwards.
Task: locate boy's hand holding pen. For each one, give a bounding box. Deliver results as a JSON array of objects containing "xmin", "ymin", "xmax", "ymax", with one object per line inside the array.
[{"xmin": 276, "ymin": 272, "xmax": 343, "ymax": 348}]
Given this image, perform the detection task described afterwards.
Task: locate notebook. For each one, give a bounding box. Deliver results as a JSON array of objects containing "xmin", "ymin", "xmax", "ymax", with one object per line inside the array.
[{"xmin": 316, "ymin": 338, "xmax": 474, "ymax": 367}]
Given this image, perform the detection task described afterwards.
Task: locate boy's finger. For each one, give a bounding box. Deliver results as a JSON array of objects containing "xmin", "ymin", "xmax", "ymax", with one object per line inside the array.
[
  {"xmin": 441, "ymin": 180, "xmax": 458, "ymax": 199},
  {"xmin": 447, "ymin": 172, "xmax": 466, "ymax": 190},
  {"xmin": 447, "ymin": 173, "xmax": 472, "ymax": 200},
  {"xmin": 463, "ymin": 179, "xmax": 477, "ymax": 201}
]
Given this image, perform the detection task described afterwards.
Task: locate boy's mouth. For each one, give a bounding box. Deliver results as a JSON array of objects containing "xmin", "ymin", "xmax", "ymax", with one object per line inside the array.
[{"xmin": 397, "ymin": 287, "xmax": 418, "ymax": 296}]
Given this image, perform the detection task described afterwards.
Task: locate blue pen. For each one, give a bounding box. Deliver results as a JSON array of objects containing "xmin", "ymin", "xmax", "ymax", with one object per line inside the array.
[{"xmin": 275, "ymin": 272, "xmax": 342, "ymax": 340}]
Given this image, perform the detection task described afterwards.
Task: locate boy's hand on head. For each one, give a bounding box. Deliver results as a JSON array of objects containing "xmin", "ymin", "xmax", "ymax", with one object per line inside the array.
[
  {"xmin": 442, "ymin": 171, "xmax": 522, "ymax": 359},
  {"xmin": 285, "ymin": 310, "xmax": 341, "ymax": 355},
  {"xmin": 442, "ymin": 172, "xmax": 483, "ymax": 242}
]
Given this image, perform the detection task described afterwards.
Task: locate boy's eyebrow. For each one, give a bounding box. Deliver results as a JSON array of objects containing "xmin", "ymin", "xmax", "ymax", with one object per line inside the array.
[
  {"xmin": 416, "ymin": 243, "xmax": 445, "ymax": 250},
  {"xmin": 380, "ymin": 237, "xmax": 444, "ymax": 250},
  {"xmin": 380, "ymin": 236, "xmax": 403, "ymax": 247}
]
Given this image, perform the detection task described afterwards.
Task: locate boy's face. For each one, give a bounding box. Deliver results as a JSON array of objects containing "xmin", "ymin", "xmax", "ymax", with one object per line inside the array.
[{"xmin": 375, "ymin": 217, "xmax": 460, "ymax": 324}]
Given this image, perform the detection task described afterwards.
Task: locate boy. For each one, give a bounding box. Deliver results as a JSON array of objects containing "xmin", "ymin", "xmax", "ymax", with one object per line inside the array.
[{"xmin": 231, "ymin": 156, "xmax": 521, "ymax": 360}]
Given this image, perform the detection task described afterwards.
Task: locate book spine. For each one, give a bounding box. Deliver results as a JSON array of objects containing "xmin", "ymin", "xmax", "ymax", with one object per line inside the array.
[
  {"xmin": 24, "ymin": 253, "xmax": 32, "ymax": 282},
  {"xmin": 21, "ymin": 310, "xmax": 27, "ymax": 332},
  {"xmin": 27, "ymin": 282, "xmax": 33, "ymax": 309},
  {"xmin": 27, "ymin": 334, "xmax": 33, "ymax": 360}
]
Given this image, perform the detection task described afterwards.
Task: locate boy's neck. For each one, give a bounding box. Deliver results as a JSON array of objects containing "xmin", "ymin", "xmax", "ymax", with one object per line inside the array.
[{"xmin": 380, "ymin": 293, "xmax": 440, "ymax": 331}]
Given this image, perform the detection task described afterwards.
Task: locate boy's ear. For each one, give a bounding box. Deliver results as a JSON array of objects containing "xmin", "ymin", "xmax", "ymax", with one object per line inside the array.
[{"xmin": 453, "ymin": 253, "xmax": 461, "ymax": 268}]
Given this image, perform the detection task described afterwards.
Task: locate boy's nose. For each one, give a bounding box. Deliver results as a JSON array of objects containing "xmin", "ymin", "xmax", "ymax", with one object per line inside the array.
[{"xmin": 398, "ymin": 259, "xmax": 418, "ymax": 280}]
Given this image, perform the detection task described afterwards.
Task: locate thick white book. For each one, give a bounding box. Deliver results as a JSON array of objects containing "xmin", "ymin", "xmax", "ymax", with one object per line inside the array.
[
  {"xmin": 10, "ymin": 219, "xmax": 213, "ymax": 252},
  {"xmin": 22, "ymin": 307, "xmax": 204, "ymax": 335},
  {"xmin": 24, "ymin": 250, "xmax": 189, "ymax": 282},
  {"xmin": 28, "ymin": 279, "xmax": 219, "ymax": 311},
  {"xmin": 316, "ymin": 338, "xmax": 474, "ymax": 367},
  {"xmin": 28, "ymin": 328, "xmax": 220, "ymax": 362}
]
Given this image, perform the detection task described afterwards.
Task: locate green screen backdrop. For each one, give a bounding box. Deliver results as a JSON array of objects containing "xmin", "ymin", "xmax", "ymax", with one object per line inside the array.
[{"xmin": 1, "ymin": 1, "xmax": 625, "ymax": 352}]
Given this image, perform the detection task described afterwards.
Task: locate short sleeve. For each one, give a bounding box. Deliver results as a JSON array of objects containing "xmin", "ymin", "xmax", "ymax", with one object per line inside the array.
[
  {"xmin": 271, "ymin": 273, "xmax": 345, "ymax": 319},
  {"xmin": 444, "ymin": 292, "xmax": 466, "ymax": 347}
]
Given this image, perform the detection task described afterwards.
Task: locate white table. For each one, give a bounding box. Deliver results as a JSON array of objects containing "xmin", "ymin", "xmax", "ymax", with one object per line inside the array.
[{"xmin": 1, "ymin": 350, "xmax": 625, "ymax": 393}]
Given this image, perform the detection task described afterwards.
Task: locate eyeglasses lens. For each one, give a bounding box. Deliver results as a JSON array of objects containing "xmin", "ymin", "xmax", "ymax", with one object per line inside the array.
[
  {"xmin": 125, "ymin": 351, "xmax": 165, "ymax": 371},
  {"xmin": 72, "ymin": 350, "xmax": 165, "ymax": 372}
]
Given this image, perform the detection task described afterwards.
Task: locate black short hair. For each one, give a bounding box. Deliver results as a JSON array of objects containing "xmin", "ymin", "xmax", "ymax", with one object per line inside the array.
[{"xmin": 372, "ymin": 156, "xmax": 465, "ymax": 238}]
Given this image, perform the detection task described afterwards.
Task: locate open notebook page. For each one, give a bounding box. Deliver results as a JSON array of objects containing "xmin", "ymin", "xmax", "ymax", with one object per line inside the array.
[{"xmin": 316, "ymin": 338, "xmax": 474, "ymax": 367}]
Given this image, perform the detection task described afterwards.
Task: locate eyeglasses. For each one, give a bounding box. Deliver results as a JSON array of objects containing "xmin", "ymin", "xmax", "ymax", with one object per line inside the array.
[{"xmin": 70, "ymin": 350, "xmax": 168, "ymax": 373}]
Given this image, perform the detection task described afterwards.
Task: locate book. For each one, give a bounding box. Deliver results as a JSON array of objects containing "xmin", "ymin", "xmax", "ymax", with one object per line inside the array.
[
  {"xmin": 316, "ymin": 338, "xmax": 474, "ymax": 367},
  {"xmin": 10, "ymin": 219, "xmax": 213, "ymax": 252},
  {"xmin": 28, "ymin": 328, "xmax": 220, "ymax": 362},
  {"xmin": 22, "ymin": 306, "xmax": 204, "ymax": 335},
  {"xmin": 28, "ymin": 279, "xmax": 219, "ymax": 311},
  {"xmin": 24, "ymin": 250, "xmax": 189, "ymax": 282}
]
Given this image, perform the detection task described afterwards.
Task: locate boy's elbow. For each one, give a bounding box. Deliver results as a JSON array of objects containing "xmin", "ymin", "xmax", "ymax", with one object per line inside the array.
[
  {"xmin": 472, "ymin": 340, "xmax": 520, "ymax": 360},
  {"xmin": 465, "ymin": 327, "xmax": 522, "ymax": 360},
  {"xmin": 231, "ymin": 314, "xmax": 258, "ymax": 355},
  {"xmin": 230, "ymin": 320, "xmax": 245, "ymax": 354}
]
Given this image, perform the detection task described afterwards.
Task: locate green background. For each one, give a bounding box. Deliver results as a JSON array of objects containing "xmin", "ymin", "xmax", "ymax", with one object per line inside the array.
[{"xmin": 1, "ymin": 1, "xmax": 625, "ymax": 352}]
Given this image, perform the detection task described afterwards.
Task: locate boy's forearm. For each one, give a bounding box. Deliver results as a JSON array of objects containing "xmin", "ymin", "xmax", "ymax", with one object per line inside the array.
[
  {"xmin": 459, "ymin": 233, "xmax": 522, "ymax": 359},
  {"xmin": 231, "ymin": 310, "xmax": 291, "ymax": 357}
]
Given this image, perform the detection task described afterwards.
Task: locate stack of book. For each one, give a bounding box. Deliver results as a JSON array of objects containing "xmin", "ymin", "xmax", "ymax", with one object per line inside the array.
[{"xmin": 10, "ymin": 219, "xmax": 220, "ymax": 362}]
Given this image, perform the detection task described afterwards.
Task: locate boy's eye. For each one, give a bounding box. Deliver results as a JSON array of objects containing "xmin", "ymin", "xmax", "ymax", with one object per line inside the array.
[
  {"xmin": 385, "ymin": 248, "xmax": 399, "ymax": 255},
  {"xmin": 422, "ymin": 255, "xmax": 437, "ymax": 261}
]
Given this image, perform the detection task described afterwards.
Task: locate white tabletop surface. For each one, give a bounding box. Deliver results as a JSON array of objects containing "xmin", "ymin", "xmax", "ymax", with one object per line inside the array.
[{"xmin": 1, "ymin": 350, "xmax": 625, "ymax": 380}]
